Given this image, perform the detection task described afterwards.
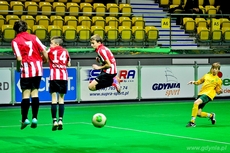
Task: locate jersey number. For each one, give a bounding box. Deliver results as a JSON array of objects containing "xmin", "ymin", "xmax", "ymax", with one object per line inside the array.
[
  {"xmin": 25, "ymin": 41, "xmax": 33, "ymax": 56},
  {"xmin": 53, "ymin": 51, "xmax": 67, "ymax": 63}
]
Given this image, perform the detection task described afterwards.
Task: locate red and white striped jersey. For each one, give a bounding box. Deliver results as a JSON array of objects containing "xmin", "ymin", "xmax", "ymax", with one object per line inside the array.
[
  {"xmin": 11, "ymin": 32, "xmax": 46, "ymax": 78},
  {"xmin": 47, "ymin": 46, "xmax": 70, "ymax": 80},
  {"xmin": 96, "ymin": 44, "xmax": 117, "ymax": 74}
]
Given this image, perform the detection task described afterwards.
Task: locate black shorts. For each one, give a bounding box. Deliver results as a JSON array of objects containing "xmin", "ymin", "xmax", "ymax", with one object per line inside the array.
[
  {"xmin": 49, "ymin": 80, "xmax": 68, "ymax": 94},
  {"xmin": 20, "ymin": 76, "xmax": 42, "ymax": 90},
  {"xmin": 95, "ymin": 71, "xmax": 116, "ymax": 90}
]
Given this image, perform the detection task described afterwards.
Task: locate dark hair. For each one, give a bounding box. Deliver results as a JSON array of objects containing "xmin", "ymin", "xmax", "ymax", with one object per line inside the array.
[
  {"xmin": 90, "ymin": 34, "xmax": 103, "ymax": 43},
  {"xmin": 13, "ymin": 20, "xmax": 28, "ymax": 33},
  {"xmin": 50, "ymin": 36, "xmax": 63, "ymax": 46}
]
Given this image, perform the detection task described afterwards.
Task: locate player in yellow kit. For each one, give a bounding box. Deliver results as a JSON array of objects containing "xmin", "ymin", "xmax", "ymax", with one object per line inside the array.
[{"xmin": 186, "ymin": 62, "xmax": 223, "ymax": 127}]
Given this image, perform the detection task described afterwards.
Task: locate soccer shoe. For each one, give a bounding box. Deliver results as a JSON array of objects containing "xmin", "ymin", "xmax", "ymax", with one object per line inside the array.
[
  {"xmin": 186, "ymin": 121, "xmax": 196, "ymax": 127},
  {"xmin": 31, "ymin": 118, "xmax": 38, "ymax": 128},
  {"xmin": 210, "ymin": 113, "xmax": 216, "ymax": 125},
  {"xmin": 112, "ymin": 77, "xmax": 121, "ymax": 93},
  {"xmin": 52, "ymin": 121, "xmax": 58, "ymax": 131},
  {"xmin": 58, "ymin": 120, "xmax": 63, "ymax": 130},
  {"xmin": 21, "ymin": 119, "xmax": 30, "ymax": 130}
]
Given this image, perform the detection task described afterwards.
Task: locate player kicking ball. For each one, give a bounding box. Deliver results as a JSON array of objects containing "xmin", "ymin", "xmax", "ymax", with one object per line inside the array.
[
  {"xmin": 88, "ymin": 34, "xmax": 121, "ymax": 93},
  {"xmin": 186, "ymin": 62, "xmax": 223, "ymax": 127}
]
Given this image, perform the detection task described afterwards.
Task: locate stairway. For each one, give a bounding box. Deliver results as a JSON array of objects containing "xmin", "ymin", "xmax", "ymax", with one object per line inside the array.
[{"xmin": 130, "ymin": 0, "xmax": 199, "ymax": 49}]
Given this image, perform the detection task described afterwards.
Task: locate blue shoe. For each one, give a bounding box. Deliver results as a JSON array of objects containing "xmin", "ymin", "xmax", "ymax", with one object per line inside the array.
[
  {"xmin": 21, "ymin": 119, "xmax": 30, "ymax": 130},
  {"xmin": 112, "ymin": 77, "xmax": 121, "ymax": 93},
  {"xmin": 31, "ymin": 118, "xmax": 38, "ymax": 129}
]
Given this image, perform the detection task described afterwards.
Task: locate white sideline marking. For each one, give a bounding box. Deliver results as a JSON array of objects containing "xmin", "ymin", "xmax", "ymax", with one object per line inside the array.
[
  {"xmin": 0, "ymin": 121, "xmax": 229, "ymax": 145},
  {"xmin": 0, "ymin": 101, "xmax": 229, "ymax": 112}
]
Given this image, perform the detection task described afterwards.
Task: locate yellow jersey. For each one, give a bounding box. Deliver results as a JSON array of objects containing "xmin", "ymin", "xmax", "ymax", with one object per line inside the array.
[{"xmin": 194, "ymin": 73, "xmax": 222, "ymax": 100}]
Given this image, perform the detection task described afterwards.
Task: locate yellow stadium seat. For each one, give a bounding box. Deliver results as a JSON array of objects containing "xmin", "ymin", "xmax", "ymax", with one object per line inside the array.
[
  {"xmin": 71, "ymin": 0, "xmax": 81, "ymax": 3},
  {"xmin": 198, "ymin": 0, "xmax": 204, "ymax": 6},
  {"xmin": 91, "ymin": 26, "xmax": 105, "ymax": 40},
  {"xmin": 145, "ymin": 26, "xmax": 159, "ymax": 42},
  {"xmin": 76, "ymin": 25, "xmax": 91, "ymax": 42},
  {"xmin": 205, "ymin": 6, "xmax": 216, "ymax": 16},
  {"xmin": 39, "ymin": 2, "xmax": 52, "ymax": 15},
  {"xmin": 119, "ymin": 4, "xmax": 132, "ymax": 17},
  {"xmin": 31, "ymin": 0, "xmax": 40, "ymax": 2},
  {"xmin": 92, "ymin": 16, "xmax": 105, "ymax": 28},
  {"xmin": 93, "ymin": 3, "xmax": 106, "ymax": 17},
  {"xmin": 160, "ymin": 0, "xmax": 169, "ymax": 6},
  {"xmin": 27, "ymin": 26, "xmax": 32, "ymax": 34},
  {"xmin": 63, "ymin": 25, "xmax": 77, "ymax": 42},
  {"xmin": 209, "ymin": 0, "xmax": 215, "ymax": 6},
  {"xmin": 107, "ymin": 3, "xmax": 119, "ymax": 17},
  {"xmin": 25, "ymin": 2, "xmax": 38, "ymax": 15},
  {"xmin": 10, "ymin": 1, "xmax": 23, "ymax": 15},
  {"xmin": 132, "ymin": 17, "xmax": 145, "ymax": 27},
  {"xmin": 53, "ymin": 2, "xmax": 66, "ymax": 16},
  {"xmin": 0, "ymin": 15, "xmax": 5, "ymax": 29},
  {"xmin": 44, "ymin": 0, "xmax": 54, "ymax": 2},
  {"xmin": 132, "ymin": 26, "xmax": 145, "ymax": 42},
  {"xmin": 172, "ymin": 0, "xmax": 181, "ymax": 5},
  {"xmin": 119, "ymin": 17, "xmax": 132, "ymax": 28},
  {"xmin": 21, "ymin": 15, "xmax": 35, "ymax": 29},
  {"xmin": 36, "ymin": 15, "xmax": 49, "ymax": 29},
  {"xmin": 197, "ymin": 27, "xmax": 209, "ymax": 42},
  {"xmin": 222, "ymin": 27, "xmax": 230, "ymax": 42},
  {"xmin": 48, "ymin": 25, "xmax": 62, "ymax": 38},
  {"xmin": 118, "ymin": 26, "xmax": 132, "ymax": 42},
  {"xmin": 106, "ymin": 17, "xmax": 118, "ymax": 28},
  {"xmin": 210, "ymin": 29, "xmax": 222, "ymax": 42},
  {"xmin": 65, "ymin": 16, "xmax": 77, "ymax": 27},
  {"xmin": 2, "ymin": 25, "xmax": 16, "ymax": 42},
  {"xmin": 33, "ymin": 25, "xmax": 47, "ymax": 41},
  {"xmin": 0, "ymin": 1, "xmax": 9, "ymax": 15},
  {"xmin": 78, "ymin": 16, "xmax": 91, "ymax": 28},
  {"xmin": 84, "ymin": 0, "xmax": 93, "ymax": 2},
  {"xmin": 6, "ymin": 15, "xmax": 20, "ymax": 25},
  {"xmin": 66, "ymin": 2, "xmax": 79, "ymax": 16},
  {"xmin": 105, "ymin": 26, "xmax": 118, "ymax": 42},
  {"xmin": 80, "ymin": 3, "xmax": 93, "ymax": 16},
  {"xmin": 195, "ymin": 18, "xmax": 207, "ymax": 27},
  {"xmin": 50, "ymin": 16, "xmax": 64, "ymax": 28},
  {"xmin": 58, "ymin": 0, "xmax": 68, "ymax": 2},
  {"xmin": 183, "ymin": 18, "xmax": 195, "ymax": 32},
  {"xmin": 221, "ymin": 21, "xmax": 230, "ymax": 29}
]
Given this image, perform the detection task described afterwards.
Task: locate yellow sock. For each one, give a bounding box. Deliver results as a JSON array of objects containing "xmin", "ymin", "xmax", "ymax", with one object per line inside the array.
[
  {"xmin": 200, "ymin": 112, "xmax": 211, "ymax": 118},
  {"xmin": 190, "ymin": 103, "xmax": 199, "ymax": 122}
]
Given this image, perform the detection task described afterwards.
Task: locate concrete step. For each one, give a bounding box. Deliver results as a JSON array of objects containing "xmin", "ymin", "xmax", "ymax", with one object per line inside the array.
[
  {"xmin": 157, "ymin": 40, "xmax": 195, "ymax": 44},
  {"xmin": 158, "ymin": 30, "xmax": 185, "ymax": 34},
  {"xmin": 132, "ymin": 8, "xmax": 163, "ymax": 13},
  {"xmin": 130, "ymin": 3, "xmax": 159, "ymax": 8}
]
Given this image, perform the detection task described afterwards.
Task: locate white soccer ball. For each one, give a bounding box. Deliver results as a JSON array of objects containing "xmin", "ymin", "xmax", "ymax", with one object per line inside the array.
[{"xmin": 92, "ymin": 113, "xmax": 107, "ymax": 128}]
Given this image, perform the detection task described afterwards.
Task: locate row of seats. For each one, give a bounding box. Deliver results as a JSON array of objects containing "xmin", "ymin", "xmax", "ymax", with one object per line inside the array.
[
  {"xmin": 160, "ymin": 0, "xmax": 216, "ymax": 7},
  {"xmin": 183, "ymin": 17, "xmax": 230, "ymax": 33},
  {"xmin": 1, "ymin": 25, "xmax": 159, "ymax": 45},
  {"xmin": 3, "ymin": 0, "xmax": 94, "ymax": 2},
  {"xmin": 0, "ymin": 15, "xmax": 145, "ymax": 30},
  {"xmin": 196, "ymin": 27, "xmax": 230, "ymax": 43},
  {"xmin": 0, "ymin": 1, "xmax": 132, "ymax": 17}
]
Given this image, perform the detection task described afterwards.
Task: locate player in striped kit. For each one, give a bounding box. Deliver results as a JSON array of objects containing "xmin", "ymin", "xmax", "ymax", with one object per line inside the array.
[
  {"xmin": 47, "ymin": 36, "xmax": 71, "ymax": 131},
  {"xmin": 88, "ymin": 34, "xmax": 121, "ymax": 93},
  {"xmin": 11, "ymin": 20, "xmax": 48, "ymax": 129}
]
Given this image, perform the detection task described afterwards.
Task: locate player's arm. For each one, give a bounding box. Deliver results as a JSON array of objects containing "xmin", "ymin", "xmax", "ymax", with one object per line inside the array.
[
  {"xmin": 215, "ymin": 80, "xmax": 223, "ymax": 95},
  {"xmin": 41, "ymin": 50, "xmax": 48, "ymax": 63},
  {"xmin": 188, "ymin": 76, "xmax": 205, "ymax": 85},
  {"xmin": 11, "ymin": 41, "xmax": 22, "ymax": 72},
  {"xmin": 92, "ymin": 59, "xmax": 111, "ymax": 70}
]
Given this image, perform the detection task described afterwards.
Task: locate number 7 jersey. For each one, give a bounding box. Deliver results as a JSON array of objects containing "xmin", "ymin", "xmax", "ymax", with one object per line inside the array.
[
  {"xmin": 47, "ymin": 46, "xmax": 70, "ymax": 80},
  {"xmin": 11, "ymin": 32, "xmax": 46, "ymax": 78}
]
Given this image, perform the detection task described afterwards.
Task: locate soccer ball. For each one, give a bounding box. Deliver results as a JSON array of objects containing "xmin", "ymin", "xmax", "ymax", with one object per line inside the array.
[{"xmin": 92, "ymin": 113, "xmax": 107, "ymax": 128}]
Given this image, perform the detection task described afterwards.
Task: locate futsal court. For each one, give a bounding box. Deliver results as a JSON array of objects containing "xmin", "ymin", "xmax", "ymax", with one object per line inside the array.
[{"xmin": 0, "ymin": 100, "xmax": 229, "ymax": 153}]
